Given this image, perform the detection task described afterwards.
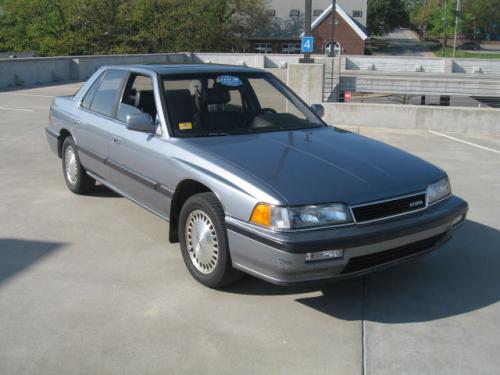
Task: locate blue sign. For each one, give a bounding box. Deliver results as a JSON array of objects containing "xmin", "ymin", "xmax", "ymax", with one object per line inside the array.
[
  {"xmin": 301, "ymin": 36, "xmax": 314, "ymax": 53},
  {"xmin": 216, "ymin": 75, "xmax": 243, "ymax": 87}
]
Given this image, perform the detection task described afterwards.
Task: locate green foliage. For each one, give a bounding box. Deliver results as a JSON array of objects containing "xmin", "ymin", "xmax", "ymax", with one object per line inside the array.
[
  {"xmin": 0, "ymin": 0, "xmax": 269, "ymax": 55},
  {"xmin": 410, "ymin": 0, "xmax": 499, "ymax": 40},
  {"xmin": 436, "ymin": 47, "xmax": 500, "ymax": 59},
  {"xmin": 428, "ymin": 0, "xmax": 456, "ymax": 46},
  {"xmin": 368, "ymin": 0, "xmax": 410, "ymax": 35},
  {"xmin": 462, "ymin": 0, "xmax": 500, "ymax": 38}
]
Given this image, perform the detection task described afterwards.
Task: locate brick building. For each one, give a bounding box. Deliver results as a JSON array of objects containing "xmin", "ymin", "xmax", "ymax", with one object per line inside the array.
[
  {"xmin": 310, "ymin": 4, "xmax": 368, "ymax": 55},
  {"xmin": 245, "ymin": 0, "xmax": 367, "ymax": 55}
]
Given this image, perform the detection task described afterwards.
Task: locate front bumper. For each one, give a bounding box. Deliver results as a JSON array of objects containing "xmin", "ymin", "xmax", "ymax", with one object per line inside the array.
[{"xmin": 226, "ymin": 195, "xmax": 468, "ymax": 285}]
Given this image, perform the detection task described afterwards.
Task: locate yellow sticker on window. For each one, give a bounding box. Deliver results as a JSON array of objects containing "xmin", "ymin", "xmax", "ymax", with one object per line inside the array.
[{"xmin": 179, "ymin": 122, "xmax": 193, "ymax": 131}]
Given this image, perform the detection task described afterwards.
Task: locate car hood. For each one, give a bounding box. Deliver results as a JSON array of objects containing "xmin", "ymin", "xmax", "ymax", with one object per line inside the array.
[{"xmin": 184, "ymin": 127, "xmax": 445, "ymax": 205}]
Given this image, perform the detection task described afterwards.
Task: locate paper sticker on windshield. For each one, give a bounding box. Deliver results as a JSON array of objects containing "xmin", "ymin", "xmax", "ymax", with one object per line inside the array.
[
  {"xmin": 216, "ymin": 75, "xmax": 242, "ymax": 87},
  {"xmin": 179, "ymin": 122, "xmax": 193, "ymax": 131}
]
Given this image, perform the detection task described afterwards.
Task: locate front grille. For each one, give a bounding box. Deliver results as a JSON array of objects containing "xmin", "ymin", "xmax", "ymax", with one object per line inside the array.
[
  {"xmin": 342, "ymin": 233, "xmax": 446, "ymax": 274},
  {"xmin": 351, "ymin": 193, "xmax": 426, "ymax": 223}
]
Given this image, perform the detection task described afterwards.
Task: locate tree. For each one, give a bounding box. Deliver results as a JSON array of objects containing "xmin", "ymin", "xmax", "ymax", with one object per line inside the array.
[
  {"xmin": 368, "ymin": 0, "xmax": 410, "ymax": 35},
  {"xmin": 0, "ymin": 0, "xmax": 269, "ymax": 55},
  {"xmin": 462, "ymin": 0, "xmax": 500, "ymax": 39},
  {"xmin": 409, "ymin": 0, "xmax": 499, "ymax": 41},
  {"xmin": 425, "ymin": 0, "xmax": 456, "ymax": 47}
]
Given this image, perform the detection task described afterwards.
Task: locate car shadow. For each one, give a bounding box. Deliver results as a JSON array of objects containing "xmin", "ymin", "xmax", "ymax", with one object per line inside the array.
[
  {"xmin": 0, "ymin": 239, "xmax": 65, "ymax": 285},
  {"xmin": 226, "ymin": 220, "xmax": 500, "ymax": 323}
]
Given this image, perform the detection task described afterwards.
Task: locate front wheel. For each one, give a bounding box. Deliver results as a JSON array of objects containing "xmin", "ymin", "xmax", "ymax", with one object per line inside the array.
[
  {"xmin": 179, "ymin": 193, "xmax": 242, "ymax": 288},
  {"xmin": 61, "ymin": 137, "xmax": 95, "ymax": 194}
]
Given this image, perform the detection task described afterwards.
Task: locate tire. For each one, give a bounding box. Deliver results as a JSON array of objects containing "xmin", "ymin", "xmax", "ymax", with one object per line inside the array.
[
  {"xmin": 61, "ymin": 137, "xmax": 95, "ymax": 194},
  {"xmin": 179, "ymin": 192, "xmax": 242, "ymax": 288}
]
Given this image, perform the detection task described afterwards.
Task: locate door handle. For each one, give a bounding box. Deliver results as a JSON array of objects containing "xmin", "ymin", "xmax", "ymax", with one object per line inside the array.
[{"xmin": 112, "ymin": 137, "xmax": 122, "ymax": 144}]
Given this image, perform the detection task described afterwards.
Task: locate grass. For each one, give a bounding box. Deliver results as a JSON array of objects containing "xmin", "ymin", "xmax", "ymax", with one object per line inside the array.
[{"xmin": 434, "ymin": 47, "xmax": 500, "ymax": 59}]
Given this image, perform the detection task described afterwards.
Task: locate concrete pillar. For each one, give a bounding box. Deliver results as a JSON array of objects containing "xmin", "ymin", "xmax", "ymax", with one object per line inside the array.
[
  {"xmin": 443, "ymin": 58, "xmax": 454, "ymax": 73},
  {"xmin": 287, "ymin": 63, "xmax": 325, "ymax": 105},
  {"xmin": 256, "ymin": 54, "xmax": 266, "ymax": 69},
  {"xmin": 70, "ymin": 59, "xmax": 80, "ymax": 81}
]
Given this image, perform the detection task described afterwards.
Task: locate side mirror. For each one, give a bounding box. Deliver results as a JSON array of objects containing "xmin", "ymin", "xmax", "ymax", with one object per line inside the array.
[
  {"xmin": 126, "ymin": 113, "xmax": 155, "ymax": 133},
  {"xmin": 311, "ymin": 104, "xmax": 324, "ymax": 118}
]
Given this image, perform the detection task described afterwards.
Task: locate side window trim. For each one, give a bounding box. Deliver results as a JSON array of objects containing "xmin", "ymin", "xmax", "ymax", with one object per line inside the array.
[{"xmin": 113, "ymin": 71, "xmax": 131, "ymax": 121}]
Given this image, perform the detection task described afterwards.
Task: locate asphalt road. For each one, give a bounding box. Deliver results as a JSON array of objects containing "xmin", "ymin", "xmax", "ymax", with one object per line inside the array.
[
  {"xmin": 378, "ymin": 28, "xmax": 437, "ymax": 57},
  {"xmin": 1, "ymin": 83, "xmax": 500, "ymax": 375}
]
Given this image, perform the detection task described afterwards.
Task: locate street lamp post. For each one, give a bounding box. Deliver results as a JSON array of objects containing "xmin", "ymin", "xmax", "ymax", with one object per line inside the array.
[
  {"xmin": 300, "ymin": 0, "xmax": 314, "ymax": 63},
  {"xmin": 442, "ymin": 0, "xmax": 448, "ymax": 58},
  {"xmin": 330, "ymin": 0, "xmax": 337, "ymax": 49},
  {"xmin": 452, "ymin": 0, "xmax": 461, "ymax": 58}
]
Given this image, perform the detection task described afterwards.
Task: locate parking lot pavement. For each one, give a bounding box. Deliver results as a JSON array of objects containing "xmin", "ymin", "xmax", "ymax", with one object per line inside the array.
[{"xmin": 0, "ymin": 83, "xmax": 499, "ymax": 375}]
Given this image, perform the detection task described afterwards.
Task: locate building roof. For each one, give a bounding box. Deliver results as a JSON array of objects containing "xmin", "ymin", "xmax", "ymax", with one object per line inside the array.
[{"xmin": 309, "ymin": 4, "xmax": 368, "ymax": 41}]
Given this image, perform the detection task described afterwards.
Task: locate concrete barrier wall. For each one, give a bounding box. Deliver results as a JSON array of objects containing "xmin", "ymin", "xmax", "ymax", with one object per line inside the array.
[
  {"xmin": 0, "ymin": 53, "xmax": 192, "ymax": 88},
  {"xmin": 193, "ymin": 53, "xmax": 265, "ymax": 68},
  {"xmin": 344, "ymin": 56, "xmax": 500, "ymax": 75},
  {"xmin": 339, "ymin": 72, "xmax": 500, "ymax": 97},
  {"xmin": 74, "ymin": 53, "xmax": 190, "ymax": 80},
  {"xmin": 453, "ymin": 59, "xmax": 500, "ymax": 75},
  {"xmin": 2, "ymin": 52, "xmax": 500, "ymax": 90},
  {"xmin": 345, "ymin": 56, "xmax": 446, "ymax": 73},
  {"xmin": 0, "ymin": 57, "xmax": 73, "ymax": 87},
  {"xmin": 323, "ymin": 103, "xmax": 500, "ymax": 136}
]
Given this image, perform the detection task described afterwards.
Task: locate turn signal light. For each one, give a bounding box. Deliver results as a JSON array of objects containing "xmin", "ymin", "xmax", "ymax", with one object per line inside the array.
[{"xmin": 250, "ymin": 203, "xmax": 271, "ymax": 227}]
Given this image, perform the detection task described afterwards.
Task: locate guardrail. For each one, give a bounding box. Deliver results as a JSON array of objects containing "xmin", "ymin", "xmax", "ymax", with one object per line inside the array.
[{"xmin": 337, "ymin": 56, "xmax": 500, "ymax": 99}]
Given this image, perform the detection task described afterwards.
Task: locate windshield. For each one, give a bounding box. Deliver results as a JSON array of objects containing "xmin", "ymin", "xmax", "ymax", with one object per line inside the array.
[{"xmin": 161, "ymin": 72, "xmax": 324, "ymax": 137}]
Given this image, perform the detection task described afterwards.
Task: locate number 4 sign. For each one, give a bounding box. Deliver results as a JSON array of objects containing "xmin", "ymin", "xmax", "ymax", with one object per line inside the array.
[{"xmin": 301, "ymin": 37, "xmax": 314, "ymax": 53}]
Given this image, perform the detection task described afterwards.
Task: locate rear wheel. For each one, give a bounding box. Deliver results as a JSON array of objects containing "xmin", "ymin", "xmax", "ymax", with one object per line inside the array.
[
  {"xmin": 179, "ymin": 192, "xmax": 242, "ymax": 288},
  {"xmin": 62, "ymin": 137, "xmax": 95, "ymax": 194}
]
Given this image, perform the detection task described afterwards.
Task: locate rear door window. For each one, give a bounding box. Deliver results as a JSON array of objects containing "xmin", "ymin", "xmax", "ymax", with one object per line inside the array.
[
  {"xmin": 81, "ymin": 73, "xmax": 103, "ymax": 109},
  {"xmin": 88, "ymin": 70, "xmax": 127, "ymax": 117}
]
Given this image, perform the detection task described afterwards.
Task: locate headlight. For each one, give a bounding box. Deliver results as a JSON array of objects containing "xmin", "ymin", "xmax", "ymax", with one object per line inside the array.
[
  {"xmin": 427, "ymin": 177, "xmax": 451, "ymax": 205},
  {"xmin": 250, "ymin": 202, "xmax": 352, "ymax": 230}
]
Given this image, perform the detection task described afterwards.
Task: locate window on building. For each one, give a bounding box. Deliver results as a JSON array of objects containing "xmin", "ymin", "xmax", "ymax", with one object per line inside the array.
[
  {"xmin": 353, "ymin": 10, "xmax": 363, "ymax": 18},
  {"xmin": 253, "ymin": 43, "xmax": 273, "ymax": 54},
  {"xmin": 290, "ymin": 9, "xmax": 300, "ymax": 17},
  {"xmin": 282, "ymin": 43, "xmax": 301, "ymax": 54},
  {"xmin": 266, "ymin": 9, "xmax": 276, "ymax": 17},
  {"xmin": 313, "ymin": 9, "xmax": 323, "ymax": 17}
]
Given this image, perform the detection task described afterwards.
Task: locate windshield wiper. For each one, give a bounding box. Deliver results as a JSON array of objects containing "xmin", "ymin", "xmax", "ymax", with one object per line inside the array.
[{"xmin": 189, "ymin": 132, "xmax": 231, "ymax": 137}]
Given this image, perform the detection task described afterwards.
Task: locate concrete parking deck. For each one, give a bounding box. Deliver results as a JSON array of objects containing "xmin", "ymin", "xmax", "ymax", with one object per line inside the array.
[{"xmin": 0, "ymin": 83, "xmax": 499, "ymax": 375}]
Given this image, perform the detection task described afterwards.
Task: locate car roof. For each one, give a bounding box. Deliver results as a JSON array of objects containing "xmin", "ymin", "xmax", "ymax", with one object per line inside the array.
[{"xmin": 103, "ymin": 64, "xmax": 265, "ymax": 75}]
